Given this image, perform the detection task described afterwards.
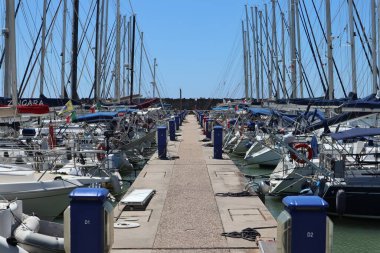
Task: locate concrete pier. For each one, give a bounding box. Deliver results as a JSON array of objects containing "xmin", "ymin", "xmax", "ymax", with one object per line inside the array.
[{"xmin": 112, "ymin": 115, "xmax": 277, "ymax": 252}]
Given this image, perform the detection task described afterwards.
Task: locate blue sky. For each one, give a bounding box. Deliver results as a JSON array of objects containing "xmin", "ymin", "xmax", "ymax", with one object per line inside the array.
[
  {"xmin": 126, "ymin": 0, "xmax": 250, "ymax": 98},
  {"xmin": 0, "ymin": 0, "xmax": 376, "ymax": 99}
]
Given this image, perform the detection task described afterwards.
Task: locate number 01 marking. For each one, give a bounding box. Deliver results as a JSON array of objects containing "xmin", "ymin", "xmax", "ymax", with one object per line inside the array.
[{"xmin": 307, "ymin": 232, "xmax": 314, "ymax": 238}]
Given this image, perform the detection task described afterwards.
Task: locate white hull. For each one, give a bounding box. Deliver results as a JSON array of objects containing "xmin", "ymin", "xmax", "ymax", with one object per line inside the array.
[
  {"xmin": 269, "ymin": 161, "xmax": 315, "ymax": 195},
  {"xmin": 0, "ymin": 179, "xmax": 82, "ymax": 220},
  {"xmin": 245, "ymin": 147, "xmax": 281, "ymax": 166}
]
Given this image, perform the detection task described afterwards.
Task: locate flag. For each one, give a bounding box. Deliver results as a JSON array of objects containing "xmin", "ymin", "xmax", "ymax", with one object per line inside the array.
[
  {"xmin": 58, "ymin": 100, "xmax": 74, "ymax": 115},
  {"xmin": 65, "ymin": 111, "xmax": 77, "ymax": 123}
]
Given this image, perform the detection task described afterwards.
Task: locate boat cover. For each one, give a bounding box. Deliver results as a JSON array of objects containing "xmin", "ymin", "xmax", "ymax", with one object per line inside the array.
[
  {"xmin": 73, "ymin": 112, "xmax": 118, "ymax": 123},
  {"xmin": 330, "ymin": 128, "xmax": 380, "ymax": 140}
]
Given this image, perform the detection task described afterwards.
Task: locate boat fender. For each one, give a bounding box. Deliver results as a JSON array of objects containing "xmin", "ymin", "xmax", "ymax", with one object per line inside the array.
[
  {"xmin": 290, "ymin": 143, "xmax": 313, "ymax": 164},
  {"xmin": 110, "ymin": 174, "xmax": 122, "ymax": 195},
  {"xmin": 258, "ymin": 181, "xmax": 270, "ymax": 195},
  {"xmin": 96, "ymin": 143, "xmax": 106, "ymax": 161},
  {"xmin": 336, "ymin": 189, "xmax": 346, "ymax": 217},
  {"xmin": 299, "ymin": 188, "xmax": 313, "ymax": 195}
]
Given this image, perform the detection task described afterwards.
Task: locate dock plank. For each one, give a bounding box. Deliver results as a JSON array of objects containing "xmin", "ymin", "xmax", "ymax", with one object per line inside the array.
[{"xmin": 112, "ymin": 115, "xmax": 276, "ymax": 253}]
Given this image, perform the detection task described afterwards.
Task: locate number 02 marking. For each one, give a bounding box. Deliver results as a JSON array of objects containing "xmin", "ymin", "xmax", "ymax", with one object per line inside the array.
[{"xmin": 307, "ymin": 232, "xmax": 314, "ymax": 238}]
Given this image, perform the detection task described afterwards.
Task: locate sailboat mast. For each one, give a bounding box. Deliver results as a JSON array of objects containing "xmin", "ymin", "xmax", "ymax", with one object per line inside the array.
[
  {"xmin": 265, "ymin": 4, "xmax": 272, "ymax": 99},
  {"xmin": 152, "ymin": 58, "xmax": 156, "ymax": 97},
  {"xmin": 122, "ymin": 15, "xmax": 127, "ymax": 97},
  {"xmin": 101, "ymin": 0, "xmax": 109, "ymax": 98},
  {"xmin": 138, "ymin": 32, "xmax": 144, "ymax": 96},
  {"xmin": 245, "ymin": 5, "xmax": 252, "ymax": 100},
  {"xmin": 97, "ymin": 0, "xmax": 105, "ymax": 100},
  {"xmin": 259, "ymin": 11, "xmax": 264, "ymax": 99},
  {"xmin": 40, "ymin": 0, "xmax": 47, "ymax": 96},
  {"xmin": 295, "ymin": 0, "xmax": 303, "ymax": 98},
  {"xmin": 326, "ymin": 0, "xmax": 334, "ymax": 99},
  {"xmin": 348, "ymin": 0, "xmax": 357, "ymax": 93},
  {"xmin": 71, "ymin": 0, "xmax": 79, "ymax": 100},
  {"xmin": 289, "ymin": 0, "xmax": 297, "ymax": 98},
  {"xmin": 272, "ymin": 0, "xmax": 280, "ymax": 100},
  {"xmin": 255, "ymin": 7, "xmax": 260, "ymax": 99},
  {"xmin": 115, "ymin": 0, "xmax": 121, "ymax": 103},
  {"xmin": 129, "ymin": 15, "xmax": 136, "ymax": 103},
  {"xmin": 4, "ymin": 0, "xmax": 17, "ymax": 105},
  {"xmin": 372, "ymin": 0, "xmax": 378, "ymax": 93},
  {"xmin": 242, "ymin": 21, "xmax": 249, "ymax": 100},
  {"xmin": 281, "ymin": 12, "xmax": 286, "ymax": 98},
  {"xmin": 61, "ymin": 0, "xmax": 67, "ymax": 98},
  {"xmin": 94, "ymin": 0, "xmax": 100, "ymax": 101}
]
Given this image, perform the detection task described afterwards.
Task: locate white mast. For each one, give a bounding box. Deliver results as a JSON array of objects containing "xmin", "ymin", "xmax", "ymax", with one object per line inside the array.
[
  {"xmin": 242, "ymin": 21, "xmax": 249, "ymax": 100},
  {"xmin": 272, "ymin": 0, "xmax": 280, "ymax": 100},
  {"xmin": 138, "ymin": 32, "xmax": 144, "ymax": 96},
  {"xmin": 289, "ymin": 0, "xmax": 297, "ymax": 98},
  {"xmin": 152, "ymin": 58, "xmax": 157, "ymax": 97},
  {"xmin": 326, "ymin": 0, "xmax": 334, "ymax": 99},
  {"xmin": 114, "ymin": 0, "xmax": 121, "ymax": 102},
  {"xmin": 61, "ymin": 0, "xmax": 67, "ymax": 98},
  {"xmin": 255, "ymin": 7, "xmax": 260, "ymax": 99},
  {"xmin": 101, "ymin": 0, "xmax": 109, "ymax": 97},
  {"xmin": 259, "ymin": 11, "xmax": 264, "ymax": 99},
  {"xmin": 372, "ymin": 0, "xmax": 378, "ymax": 93},
  {"xmin": 265, "ymin": 4, "xmax": 272, "ymax": 99},
  {"xmin": 122, "ymin": 15, "xmax": 127, "ymax": 97},
  {"xmin": 348, "ymin": 0, "xmax": 357, "ymax": 93},
  {"xmin": 295, "ymin": 0, "xmax": 303, "ymax": 98},
  {"xmin": 40, "ymin": 0, "xmax": 47, "ymax": 96},
  {"xmin": 245, "ymin": 5, "xmax": 253, "ymax": 100},
  {"xmin": 96, "ymin": 0, "xmax": 105, "ymax": 100},
  {"xmin": 4, "ymin": 0, "xmax": 17, "ymax": 105},
  {"xmin": 281, "ymin": 12, "xmax": 286, "ymax": 98}
]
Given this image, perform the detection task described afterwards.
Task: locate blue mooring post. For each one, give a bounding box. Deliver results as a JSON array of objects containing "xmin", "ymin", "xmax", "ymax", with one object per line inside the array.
[
  {"xmin": 157, "ymin": 126, "xmax": 167, "ymax": 159},
  {"xmin": 175, "ymin": 115, "xmax": 180, "ymax": 131},
  {"xmin": 280, "ymin": 196, "xmax": 330, "ymax": 253},
  {"xmin": 179, "ymin": 112, "xmax": 183, "ymax": 125},
  {"xmin": 200, "ymin": 114, "xmax": 204, "ymax": 127},
  {"xmin": 69, "ymin": 188, "xmax": 109, "ymax": 253},
  {"xmin": 213, "ymin": 125, "xmax": 223, "ymax": 159},
  {"xmin": 206, "ymin": 119, "xmax": 213, "ymax": 139},
  {"xmin": 169, "ymin": 120, "xmax": 176, "ymax": 141}
]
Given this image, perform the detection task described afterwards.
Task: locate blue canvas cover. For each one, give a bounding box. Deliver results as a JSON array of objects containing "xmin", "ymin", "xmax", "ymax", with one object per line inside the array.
[{"xmin": 330, "ymin": 128, "xmax": 380, "ymax": 140}]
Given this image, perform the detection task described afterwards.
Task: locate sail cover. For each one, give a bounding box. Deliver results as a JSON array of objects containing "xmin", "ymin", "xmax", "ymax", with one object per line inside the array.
[{"xmin": 330, "ymin": 128, "xmax": 380, "ymax": 140}]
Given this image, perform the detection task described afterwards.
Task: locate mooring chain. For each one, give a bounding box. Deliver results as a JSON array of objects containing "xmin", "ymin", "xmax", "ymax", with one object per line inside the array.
[
  {"xmin": 215, "ymin": 190, "xmax": 256, "ymax": 197},
  {"xmin": 221, "ymin": 227, "xmax": 261, "ymax": 241}
]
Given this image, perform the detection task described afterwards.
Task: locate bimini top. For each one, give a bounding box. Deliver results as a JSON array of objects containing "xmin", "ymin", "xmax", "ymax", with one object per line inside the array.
[
  {"xmin": 246, "ymin": 107, "xmax": 273, "ymax": 117},
  {"xmin": 330, "ymin": 127, "xmax": 380, "ymax": 141},
  {"xmin": 73, "ymin": 112, "xmax": 118, "ymax": 123}
]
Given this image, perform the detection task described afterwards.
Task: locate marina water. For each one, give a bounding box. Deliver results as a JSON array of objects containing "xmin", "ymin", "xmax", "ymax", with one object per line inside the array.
[{"xmin": 230, "ymin": 155, "xmax": 380, "ymax": 253}]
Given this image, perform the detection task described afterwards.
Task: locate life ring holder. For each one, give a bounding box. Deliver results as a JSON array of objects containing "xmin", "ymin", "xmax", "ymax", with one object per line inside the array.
[
  {"xmin": 96, "ymin": 143, "xmax": 107, "ymax": 161},
  {"xmin": 290, "ymin": 143, "xmax": 313, "ymax": 164}
]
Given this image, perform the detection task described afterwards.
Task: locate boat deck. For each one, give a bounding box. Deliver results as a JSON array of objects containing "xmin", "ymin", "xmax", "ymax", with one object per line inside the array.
[{"xmin": 112, "ymin": 115, "xmax": 277, "ymax": 253}]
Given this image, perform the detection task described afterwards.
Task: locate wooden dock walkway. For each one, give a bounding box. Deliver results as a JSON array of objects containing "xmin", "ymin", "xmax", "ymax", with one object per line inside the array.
[{"xmin": 112, "ymin": 114, "xmax": 277, "ymax": 253}]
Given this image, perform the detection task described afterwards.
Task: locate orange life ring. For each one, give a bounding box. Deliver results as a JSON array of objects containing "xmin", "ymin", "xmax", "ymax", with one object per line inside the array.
[
  {"xmin": 290, "ymin": 143, "xmax": 313, "ymax": 164},
  {"xmin": 96, "ymin": 143, "xmax": 106, "ymax": 161}
]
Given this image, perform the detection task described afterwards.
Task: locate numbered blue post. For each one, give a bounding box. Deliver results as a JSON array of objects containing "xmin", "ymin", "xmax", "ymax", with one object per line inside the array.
[
  {"xmin": 69, "ymin": 188, "xmax": 109, "ymax": 253},
  {"xmin": 213, "ymin": 126, "xmax": 223, "ymax": 159},
  {"xmin": 175, "ymin": 115, "xmax": 180, "ymax": 131},
  {"xmin": 157, "ymin": 126, "xmax": 167, "ymax": 159},
  {"xmin": 206, "ymin": 119, "xmax": 213, "ymax": 139},
  {"xmin": 169, "ymin": 120, "xmax": 176, "ymax": 141},
  {"xmin": 282, "ymin": 196, "xmax": 329, "ymax": 253}
]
